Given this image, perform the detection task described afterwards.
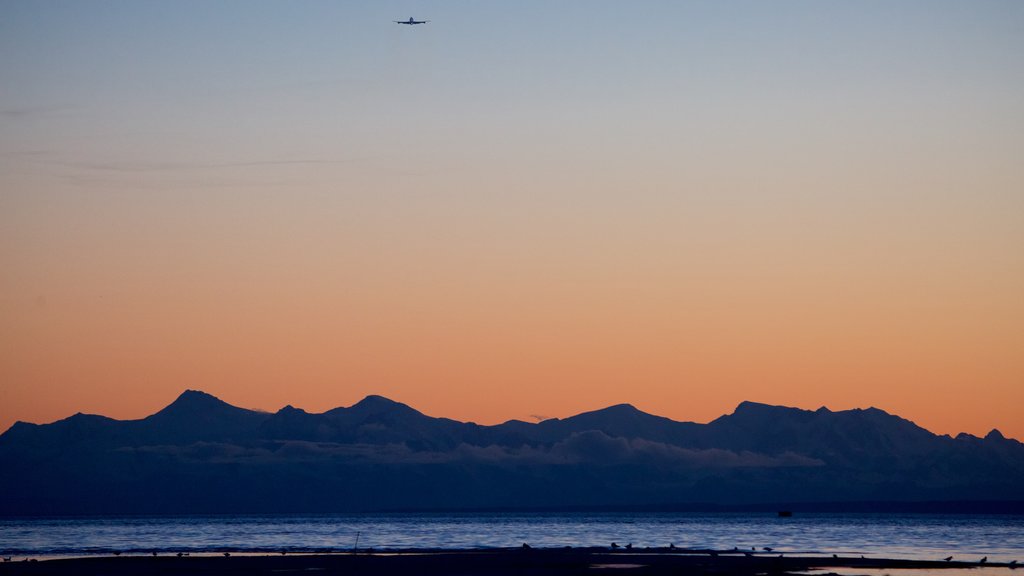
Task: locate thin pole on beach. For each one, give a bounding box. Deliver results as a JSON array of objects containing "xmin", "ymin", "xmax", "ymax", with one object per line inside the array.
[{"xmin": 354, "ymin": 531, "xmax": 361, "ymax": 554}]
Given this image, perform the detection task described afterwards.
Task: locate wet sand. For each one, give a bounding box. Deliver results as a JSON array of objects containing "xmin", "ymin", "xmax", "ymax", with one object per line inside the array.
[{"xmin": 0, "ymin": 548, "xmax": 1016, "ymax": 576}]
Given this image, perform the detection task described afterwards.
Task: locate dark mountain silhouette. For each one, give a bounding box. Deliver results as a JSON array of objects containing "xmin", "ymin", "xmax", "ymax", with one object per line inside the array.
[
  {"xmin": 1, "ymin": 392, "xmax": 1021, "ymax": 515},
  {"xmin": 502, "ymin": 403, "xmax": 704, "ymax": 446},
  {"xmin": 139, "ymin": 389, "xmax": 269, "ymax": 444}
]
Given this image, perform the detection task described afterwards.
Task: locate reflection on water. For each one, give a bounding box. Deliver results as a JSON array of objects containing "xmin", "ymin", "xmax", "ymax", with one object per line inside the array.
[{"xmin": 0, "ymin": 513, "xmax": 1022, "ymax": 561}]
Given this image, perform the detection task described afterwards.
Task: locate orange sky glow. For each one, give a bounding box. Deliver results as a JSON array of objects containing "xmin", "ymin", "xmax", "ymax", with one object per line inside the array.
[{"xmin": 2, "ymin": 2, "xmax": 1023, "ymax": 440}]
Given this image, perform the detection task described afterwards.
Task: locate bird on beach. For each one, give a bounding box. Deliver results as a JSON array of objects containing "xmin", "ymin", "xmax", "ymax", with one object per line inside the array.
[
  {"xmin": 113, "ymin": 551, "xmax": 121, "ymax": 556},
  {"xmin": 764, "ymin": 547, "xmax": 774, "ymax": 552},
  {"xmin": 2, "ymin": 557, "xmax": 10, "ymax": 562},
  {"xmin": 944, "ymin": 556, "xmax": 953, "ymax": 562},
  {"xmin": 224, "ymin": 552, "xmax": 231, "ymax": 557},
  {"xmin": 980, "ymin": 557, "xmax": 987, "ymax": 564},
  {"xmin": 151, "ymin": 552, "xmax": 157, "ymax": 557},
  {"xmin": 833, "ymin": 554, "xmax": 839, "ymax": 559}
]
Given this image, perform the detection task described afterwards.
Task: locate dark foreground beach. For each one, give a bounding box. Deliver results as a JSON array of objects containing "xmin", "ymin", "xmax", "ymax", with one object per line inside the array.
[{"xmin": 0, "ymin": 548, "xmax": 1016, "ymax": 576}]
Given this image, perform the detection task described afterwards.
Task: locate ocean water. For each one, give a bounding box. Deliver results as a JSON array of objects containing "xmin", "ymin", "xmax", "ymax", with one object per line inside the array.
[{"xmin": 1, "ymin": 513, "xmax": 1022, "ymax": 562}]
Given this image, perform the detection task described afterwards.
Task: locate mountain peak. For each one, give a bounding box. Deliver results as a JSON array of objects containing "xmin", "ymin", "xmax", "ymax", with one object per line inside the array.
[
  {"xmin": 570, "ymin": 403, "xmax": 652, "ymax": 421},
  {"xmin": 733, "ymin": 401, "xmax": 803, "ymax": 415},
  {"xmin": 139, "ymin": 390, "xmax": 267, "ymax": 444},
  {"xmin": 176, "ymin": 387, "xmax": 220, "ymax": 401},
  {"xmin": 986, "ymin": 429, "xmax": 1005, "ymax": 441},
  {"xmin": 603, "ymin": 403, "xmax": 642, "ymax": 413},
  {"xmin": 357, "ymin": 394, "xmax": 398, "ymax": 403},
  {"xmin": 713, "ymin": 401, "xmax": 817, "ymax": 429},
  {"xmin": 560, "ymin": 402, "xmax": 673, "ymax": 438},
  {"xmin": 167, "ymin": 389, "xmax": 228, "ymax": 407},
  {"xmin": 151, "ymin": 390, "xmax": 244, "ymax": 420},
  {"xmin": 349, "ymin": 395, "xmax": 421, "ymax": 415}
]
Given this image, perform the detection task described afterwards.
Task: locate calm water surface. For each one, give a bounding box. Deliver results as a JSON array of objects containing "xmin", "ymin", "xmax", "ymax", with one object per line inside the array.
[{"xmin": 1, "ymin": 513, "xmax": 1022, "ymax": 562}]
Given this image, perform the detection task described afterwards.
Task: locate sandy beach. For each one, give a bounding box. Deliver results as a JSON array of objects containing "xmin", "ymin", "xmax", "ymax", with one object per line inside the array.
[{"xmin": 0, "ymin": 548, "xmax": 1016, "ymax": 576}]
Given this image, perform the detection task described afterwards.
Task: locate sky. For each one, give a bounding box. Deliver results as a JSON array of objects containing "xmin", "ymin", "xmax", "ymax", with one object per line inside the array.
[{"xmin": 2, "ymin": 1, "xmax": 1023, "ymax": 440}]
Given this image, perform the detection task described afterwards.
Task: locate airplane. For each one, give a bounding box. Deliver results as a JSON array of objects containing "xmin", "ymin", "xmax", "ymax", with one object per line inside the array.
[{"xmin": 394, "ymin": 17, "xmax": 429, "ymax": 25}]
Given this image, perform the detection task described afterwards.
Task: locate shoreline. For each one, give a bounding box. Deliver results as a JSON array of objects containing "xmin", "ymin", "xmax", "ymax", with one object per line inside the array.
[{"xmin": 0, "ymin": 548, "xmax": 1017, "ymax": 575}]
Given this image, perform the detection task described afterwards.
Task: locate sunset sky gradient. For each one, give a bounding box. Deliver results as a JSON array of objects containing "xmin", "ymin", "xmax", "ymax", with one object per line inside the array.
[{"xmin": 2, "ymin": 1, "xmax": 1023, "ymax": 439}]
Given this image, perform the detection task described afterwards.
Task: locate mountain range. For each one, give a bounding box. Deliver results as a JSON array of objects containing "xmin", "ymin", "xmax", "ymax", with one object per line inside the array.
[{"xmin": 2, "ymin": 391, "xmax": 1022, "ymax": 515}]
